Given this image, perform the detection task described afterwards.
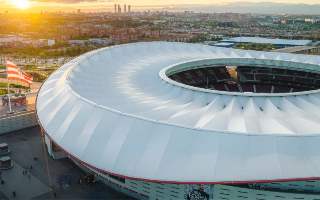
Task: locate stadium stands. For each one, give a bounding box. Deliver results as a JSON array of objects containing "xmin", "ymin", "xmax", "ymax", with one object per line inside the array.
[{"xmin": 169, "ymin": 65, "xmax": 320, "ymax": 93}]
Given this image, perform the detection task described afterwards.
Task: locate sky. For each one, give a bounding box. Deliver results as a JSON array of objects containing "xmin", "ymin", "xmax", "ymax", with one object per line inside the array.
[{"xmin": 1, "ymin": 0, "xmax": 320, "ymax": 12}]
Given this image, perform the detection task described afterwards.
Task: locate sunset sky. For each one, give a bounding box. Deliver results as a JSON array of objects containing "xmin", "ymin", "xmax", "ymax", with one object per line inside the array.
[{"xmin": 1, "ymin": 0, "xmax": 320, "ymax": 12}]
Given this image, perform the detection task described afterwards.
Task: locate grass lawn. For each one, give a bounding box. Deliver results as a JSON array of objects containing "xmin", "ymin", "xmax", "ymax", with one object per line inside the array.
[
  {"xmin": 0, "ymin": 89, "xmax": 15, "ymax": 95},
  {"xmin": 0, "ymin": 82, "xmax": 29, "ymax": 89}
]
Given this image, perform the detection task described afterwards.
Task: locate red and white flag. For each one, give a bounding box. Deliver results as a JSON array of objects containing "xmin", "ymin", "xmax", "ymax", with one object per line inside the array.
[{"xmin": 6, "ymin": 61, "xmax": 33, "ymax": 86}]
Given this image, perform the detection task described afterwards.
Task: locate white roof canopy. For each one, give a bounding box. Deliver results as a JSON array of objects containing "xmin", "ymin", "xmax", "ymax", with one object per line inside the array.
[{"xmin": 37, "ymin": 42, "xmax": 320, "ymax": 183}]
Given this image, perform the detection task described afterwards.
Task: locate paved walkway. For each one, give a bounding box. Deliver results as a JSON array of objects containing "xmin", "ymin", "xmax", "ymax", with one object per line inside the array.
[
  {"xmin": 0, "ymin": 127, "xmax": 131, "ymax": 200},
  {"xmin": 0, "ymin": 161, "xmax": 51, "ymax": 200},
  {"xmin": 0, "ymin": 104, "xmax": 35, "ymax": 120}
]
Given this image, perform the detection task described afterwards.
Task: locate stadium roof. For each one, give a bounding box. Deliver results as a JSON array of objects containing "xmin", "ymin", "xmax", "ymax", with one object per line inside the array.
[
  {"xmin": 222, "ymin": 37, "xmax": 313, "ymax": 46},
  {"xmin": 209, "ymin": 42, "xmax": 235, "ymax": 48},
  {"xmin": 37, "ymin": 42, "xmax": 320, "ymax": 184},
  {"xmin": 273, "ymin": 46, "xmax": 319, "ymax": 53}
]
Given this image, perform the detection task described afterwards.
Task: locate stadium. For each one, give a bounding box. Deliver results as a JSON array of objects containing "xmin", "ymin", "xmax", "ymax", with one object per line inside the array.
[{"xmin": 36, "ymin": 42, "xmax": 320, "ymax": 200}]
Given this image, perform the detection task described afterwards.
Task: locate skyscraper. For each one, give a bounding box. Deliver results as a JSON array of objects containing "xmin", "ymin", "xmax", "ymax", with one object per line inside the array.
[{"xmin": 128, "ymin": 5, "xmax": 131, "ymax": 13}]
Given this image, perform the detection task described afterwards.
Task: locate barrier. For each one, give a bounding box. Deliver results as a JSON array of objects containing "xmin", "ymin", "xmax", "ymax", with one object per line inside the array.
[{"xmin": 0, "ymin": 110, "xmax": 38, "ymax": 135}]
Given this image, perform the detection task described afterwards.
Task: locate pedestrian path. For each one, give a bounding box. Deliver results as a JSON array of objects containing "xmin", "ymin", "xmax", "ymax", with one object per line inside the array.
[{"xmin": 0, "ymin": 161, "xmax": 51, "ymax": 200}]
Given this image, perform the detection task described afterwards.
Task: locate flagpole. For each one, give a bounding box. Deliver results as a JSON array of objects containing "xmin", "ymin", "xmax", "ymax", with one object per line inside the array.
[{"xmin": 5, "ymin": 61, "xmax": 32, "ymax": 113}]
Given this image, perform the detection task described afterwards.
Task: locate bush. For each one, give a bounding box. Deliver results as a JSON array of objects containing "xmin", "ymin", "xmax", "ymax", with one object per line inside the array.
[
  {"xmin": 0, "ymin": 89, "xmax": 15, "ymax": 95},
  {"xmin": 0, "ymin": 82, "xmax": 29, "ymax": 89}
]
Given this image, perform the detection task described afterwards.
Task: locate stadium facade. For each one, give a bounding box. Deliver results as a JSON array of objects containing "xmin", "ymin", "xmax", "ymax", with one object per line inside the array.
[{"xmin": 36, "ymin": 42, "xmax": 320, "ymax": 200}]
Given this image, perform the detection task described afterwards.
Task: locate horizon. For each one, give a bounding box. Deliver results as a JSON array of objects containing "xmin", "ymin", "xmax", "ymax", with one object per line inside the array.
[{"xmin": 1, "ymin": 0, "xmax": 320, "ymax": 13}]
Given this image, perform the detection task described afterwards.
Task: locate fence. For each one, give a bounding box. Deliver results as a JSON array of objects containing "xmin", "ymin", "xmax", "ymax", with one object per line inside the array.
[
  {"xmin": 0, "ymin": 92, "xmax": 38, "ymax": 134},
  {"xmin": 0, "ymin": 109, "xmax": 38, "ymax": 135}
]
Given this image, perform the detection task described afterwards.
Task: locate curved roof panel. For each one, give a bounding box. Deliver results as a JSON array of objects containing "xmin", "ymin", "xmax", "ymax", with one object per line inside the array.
[{"xmin": 37, "ymin": 42, "xmax": 320, "ymax": 183}]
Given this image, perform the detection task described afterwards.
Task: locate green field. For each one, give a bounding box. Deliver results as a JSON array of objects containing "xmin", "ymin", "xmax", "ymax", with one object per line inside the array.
[
  {"xmin": 0, "ymin": 89, "xmax": 15, "ymax": 95},
  {"xmin": 0, "ymin": 82, "xmax": 29, "ymax": 89},
  {"xmin": 0, "ymin": 82, "xmax": 29, "ymax": 95},
  {"xmin": 235, "ymin": 43, "xmax": 277, "ymax": 51}
]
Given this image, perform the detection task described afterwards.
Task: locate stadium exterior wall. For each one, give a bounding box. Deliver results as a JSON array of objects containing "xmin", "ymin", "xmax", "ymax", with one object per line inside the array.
[{"xmin": 42, "ymin": 133, "xmax": 320, "ymax": 200}]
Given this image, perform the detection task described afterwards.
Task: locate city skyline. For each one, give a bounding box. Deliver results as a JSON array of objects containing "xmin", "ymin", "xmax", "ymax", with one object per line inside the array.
[{"xmin": 1, "ymin": 0, "xmax": 320, "ymax": 13}]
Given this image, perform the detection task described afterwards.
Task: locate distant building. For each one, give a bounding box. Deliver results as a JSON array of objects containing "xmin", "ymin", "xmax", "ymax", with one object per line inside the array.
[
  {"xmin": 273, "ymin": 46, "xmax": 320, "ymax": 55},
  {"xmin": 36, "ymin": 39, "xmax": 55, "ymax": 47},
  {"xmin": 206, "ymin": 42, "xmax": 235, "ymax": 48},
  {"xmin": 68, "ymin": 38, "xmax": 112, "ymax": 46},
  {"xmin": 0, "ymin": 35, "xmax": 24, "ymax": 46},
  {"xmin": 68, "ymin": 40, "xmax": 86, "ymax": 46},
  {"xmin": 47, "ymin": 39, "xmax": 55, "ymax": 47},
  {"xmin": 305, "ymin": 18, "xmax": 320, "ymax": 24},
  {"xmin": 222, "ymin": 37, "xmax": 313, "ymax": 48},
  {"xmin": 0, "ymin": 35, "xmax": 55, "ymax": 48},
  {"xmin": 87, "ymin": 38, "xmax": 112, "ymax": 46}
]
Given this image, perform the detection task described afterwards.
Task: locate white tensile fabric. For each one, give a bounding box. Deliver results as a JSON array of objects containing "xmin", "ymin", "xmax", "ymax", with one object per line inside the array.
[{"xmin": 37, "ymin": 42, "xmax": 320, "ymax": 183}]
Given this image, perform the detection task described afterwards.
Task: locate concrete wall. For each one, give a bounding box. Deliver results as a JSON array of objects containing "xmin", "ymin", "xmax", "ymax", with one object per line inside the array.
[
  {"xmin": 259, "ymin": 181, "xmax": 320, "ymax": 193},
  {"xmin": 68, "ymin": 157, "xmax": 320, "ymax": 200},
  {"xmin": 51, "ymin": 139, "xmax": 320, "ymax": 200},
  {"xmin": 0, "ymin": 111, "xmax": 38, "ymax": 134},
  {"xmin": 44, "ymin": 135, "xmax": 66, "ymax": 160},
  {"xmin": 214, "ymin": 185, "xmax": 320, "ymax": 200}
]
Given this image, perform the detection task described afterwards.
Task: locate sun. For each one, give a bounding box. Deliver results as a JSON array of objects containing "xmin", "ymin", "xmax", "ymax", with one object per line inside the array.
[{"xmin": 10, "ymin": 0, "xmax": 30, "ymax": 9}]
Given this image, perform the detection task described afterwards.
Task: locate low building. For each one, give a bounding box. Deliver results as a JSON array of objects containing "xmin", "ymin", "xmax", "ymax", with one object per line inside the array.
[
  {"xmin": 206, "ymin": 42, "xmax": 235, "ymax": 48},
  {"xmin": 273, "ymin": 46, "xmax": 320, "ymax": 55},
  {"xmin": 69, "ymin": 38, "xmax": 112, "ymax": 46},
  {"xmin": 0, "ymin": 156, "xmax": 13, "ymax": 170},
  {"xmin": 0, "ymin": 143, "xmax": 10, "ymax": 156},
  {"xmin": 222, "ymin": 36, "xmax": 313, "ymax": 48}
]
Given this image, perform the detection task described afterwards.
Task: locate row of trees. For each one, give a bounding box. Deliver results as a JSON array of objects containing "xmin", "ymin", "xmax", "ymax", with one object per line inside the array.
[
  {"xmin": 235, "ymin": 43, "xmax": 276, "ymax": 51},
  {"xmin": 0, "ymin": 45, "xmax": 97, "ymax": 58}
]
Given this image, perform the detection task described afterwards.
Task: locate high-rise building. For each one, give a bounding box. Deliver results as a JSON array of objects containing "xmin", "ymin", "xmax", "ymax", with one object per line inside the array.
[
  {"xmin": 117, "ymin": 4, "xmax": 121, "ymax": 13},
  {"xmin": 128, "ymin": 5, "xmax": 131, "ymax": 13},
  {"xmin": 114, "ymin": 4, "xmax": 117, "ymax": 13},
  {"xmin": 124, "ymin": 4, "xmax": 127, "ymax": 13}
]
